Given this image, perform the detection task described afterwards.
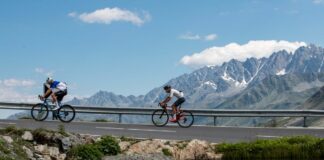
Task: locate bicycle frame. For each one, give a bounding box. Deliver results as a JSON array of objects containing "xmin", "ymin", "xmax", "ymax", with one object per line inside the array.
[
  {"xmin": 160, "ymin": 104, "xmax": 183, "ymax": 114},
  {"xmin": 41, "ymin": 99, "xmax": 65, "ymax": 120}
]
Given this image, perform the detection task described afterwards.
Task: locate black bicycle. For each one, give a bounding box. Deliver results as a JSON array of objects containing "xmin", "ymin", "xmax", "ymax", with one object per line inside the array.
[
  {"xmin": 152, "ymin": 104, "xmax": 194, "ymax": 128},
  {"xmin": 31, "ymin": 95, "xmax": 76, "ymax": 123}
]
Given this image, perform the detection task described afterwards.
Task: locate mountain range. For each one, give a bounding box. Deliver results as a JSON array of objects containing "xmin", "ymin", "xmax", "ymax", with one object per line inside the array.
[{"xmin": 69, "ymin": 45, "xmax": 324, "ymax": 110}]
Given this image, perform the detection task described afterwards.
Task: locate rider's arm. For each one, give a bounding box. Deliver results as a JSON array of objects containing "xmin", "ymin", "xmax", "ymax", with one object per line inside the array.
[
  {"xmin": 161, "ymin": 97, "xmax": 171, "ymax": 104},
  {"xmin": 43, "ymin": 89, "xmax": 52, "ymax": 98}
]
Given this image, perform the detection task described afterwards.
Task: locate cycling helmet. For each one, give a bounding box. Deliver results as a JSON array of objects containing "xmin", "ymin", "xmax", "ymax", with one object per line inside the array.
[
  {"xmin": 163, "ymin": 85, "xmax": 171, "ymax": 90},
  {"xmin": 46, "ymin": 77, "xmax": 54, "ymax": 84}
]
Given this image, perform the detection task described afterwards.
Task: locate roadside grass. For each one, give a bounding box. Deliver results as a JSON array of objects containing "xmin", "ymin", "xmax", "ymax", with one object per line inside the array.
[
  {"xmin": 18, "ymin": 116, "xmax": 32, "ymax": 120},
  {"xmin": 57, "ymin": 124, "xmax": 69, "ymax": 137},
  {"xmin": 215, "ymin": 136, "xmax": 324, "ymax": 160},
  {"xmin": 94, "ymin": 119, "xmax": 113, "ymax": 123},
  {"xmin": 120, "ymin": 136, "xmax": 141, "ymax": 145}
]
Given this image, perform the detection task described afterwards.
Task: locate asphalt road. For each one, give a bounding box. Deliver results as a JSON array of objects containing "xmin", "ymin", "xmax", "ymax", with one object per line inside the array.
[{"xmin": 1, "ymin": 119, "xmax": 324, "ymax": 143}]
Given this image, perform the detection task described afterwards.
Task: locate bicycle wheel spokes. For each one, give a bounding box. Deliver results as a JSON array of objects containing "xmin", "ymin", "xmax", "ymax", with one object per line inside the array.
[
  {"xmin": 177, "ymin": 111, "xmax": 194, "ymax": 128},
  {"xmin": 31, "ymin": 104, "xmax": 49, "ymax": 121},
  {"xmin": 58, "ymin": 105, "xmax": 75, "ymax": 123},
  {"xmin": 152, "ymin": 110, "xmax": 169, "ymax": 127}
]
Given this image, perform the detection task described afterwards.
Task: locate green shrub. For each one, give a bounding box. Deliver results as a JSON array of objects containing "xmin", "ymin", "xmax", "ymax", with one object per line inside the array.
[
  {"xmin": 95, "ymin": 136, "xmax": 121, "ymax": 156},
  {"xmin": 67, "ymin": 144, "xmax": 103, "ymax": 160},
  {"xmin": 176, "ymin": 141, "xmax": 189, "ymax": 150},
  {"xmin": 0, "ymin": 139, "xmax": 10, "ymax": 154},
  {"xmin": 162, "ymin": 148, "xmax": 172, "ymax": 157},
  {"xmin": 216, "ymin": 136, "xmax": 324, "ymax": 160}
]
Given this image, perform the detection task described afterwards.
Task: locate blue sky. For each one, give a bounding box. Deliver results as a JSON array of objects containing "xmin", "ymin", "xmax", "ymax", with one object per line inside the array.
[{"xmin": 0, "ymin": 0, "xmax": 324, "ymax": 101}]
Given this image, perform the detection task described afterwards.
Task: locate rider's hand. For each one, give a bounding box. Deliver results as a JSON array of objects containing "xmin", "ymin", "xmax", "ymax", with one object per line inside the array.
[
  {"xmin": 159, "ymin": 102, "xmax": 165, "ymax": 107},
  {"xmin": 39, "ymin": 95, "xmax": 45, "ymax": 101}
]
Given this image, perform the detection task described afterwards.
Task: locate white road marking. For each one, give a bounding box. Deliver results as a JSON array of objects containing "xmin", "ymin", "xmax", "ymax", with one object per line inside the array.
[
  {"xmin": 0, "ymin": 122, "xmax": 16, "ymax": 125},
  {"xmin": 127, "ymin": 128, "xmax": 176, "ymax": 133},
  {"xmin": 96, "ymin": 126, "xmax": 176, "ymax": 133},
  {"xmin": 96, "ymin": 127, "xmax": 125, "ymax": 130},
  {"xmin": 256, "ymin": 135, "xmax": 281, "ymax": 138}
]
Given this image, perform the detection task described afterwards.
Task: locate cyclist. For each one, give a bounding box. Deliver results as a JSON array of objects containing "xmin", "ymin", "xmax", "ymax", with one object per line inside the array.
[
  {"xmin": 159, "ymin": 85, "xmax": 185, "ymax": 122},
  {"xmin": 40, "ymin": 77, "xmax": 68, "ymax": 110}
]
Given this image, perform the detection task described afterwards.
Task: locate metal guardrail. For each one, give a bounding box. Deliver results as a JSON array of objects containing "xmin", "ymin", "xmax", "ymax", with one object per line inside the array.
[{"xmin": 1, "ymin": 102, "xmax": 324, "ymax": 127}]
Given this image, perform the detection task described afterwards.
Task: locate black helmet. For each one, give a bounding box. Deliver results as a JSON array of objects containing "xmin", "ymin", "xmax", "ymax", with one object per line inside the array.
[{"xmin": 163, "ymin": 85, "xmax": 171, "ymax": 90}]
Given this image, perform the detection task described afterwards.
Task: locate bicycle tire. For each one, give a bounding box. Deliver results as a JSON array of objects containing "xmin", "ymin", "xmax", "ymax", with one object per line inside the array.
[
  {"xmin": 152, "ymin": 109, "xmax": 169, "ymax": 127},
  {"xmin": 58, "ymin": 105, "xmax": 75, "ymax": 123},
  {"xmin": 177, "ymin": 111, "xmax": 194, "ymax": 128},
  {"xmin": 31, "ymin": 103, "xmax": 49, "ymax": 121}
]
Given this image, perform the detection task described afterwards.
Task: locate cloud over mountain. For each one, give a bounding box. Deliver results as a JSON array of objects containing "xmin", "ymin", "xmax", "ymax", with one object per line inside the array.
[{"xmin": 180, "ymin": 40, "xmax": 306, "ymax": 68}]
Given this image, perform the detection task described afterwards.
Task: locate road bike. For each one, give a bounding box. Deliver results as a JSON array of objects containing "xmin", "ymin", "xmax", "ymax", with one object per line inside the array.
[
  {"xmin": 31, "ymin": 95, "xmax": 76, "ymax": 123},
  {"xmin": 152, "ymin": 104, "xmax": 194, "ymax": 128}
]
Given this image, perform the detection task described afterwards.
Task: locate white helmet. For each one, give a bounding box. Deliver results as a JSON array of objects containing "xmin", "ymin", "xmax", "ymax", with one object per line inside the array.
[{"xmin": 46, "ymin": 77, "xmax": 54, "ymax": 84}]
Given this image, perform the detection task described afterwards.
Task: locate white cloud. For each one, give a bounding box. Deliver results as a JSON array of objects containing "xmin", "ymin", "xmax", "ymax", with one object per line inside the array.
[
  {"xmin": 1, "ymin": 79, "xmax": 36, "ymax": 87},
  {"xmin": 180, "ymin": 40, "xmax": 307, "ymax": 68},
  {"xmin": 0, "ymin": 86, "xmax": 37, "ymax": 102},
  {"xmin": 0, "ymin": 79, "xmax": 37, "ymax": 102},
  {"xmin": 204, "ymin": 34, "xmax": 217, "ymax": 41},
  {"xmin": 68, "ymin": 12, "xmax": 77, "ymax": 17},
  {"xmin": 179, "ymin": 32, "xmax": 201, "ymax": 40},
  {"xmin": 35, "ymin": 67, "xmax": 54, "ymax": 77},
  {"xmin": 313, "ymin": 0, "xmax": 323, "ymax": 4},
  {"xmin": 179, "ymin": 32, "xmax": 217, "ymax": 41},
  {"xmin": 69, "ymin": 7, "xmax": 150, "ymax": 26}
]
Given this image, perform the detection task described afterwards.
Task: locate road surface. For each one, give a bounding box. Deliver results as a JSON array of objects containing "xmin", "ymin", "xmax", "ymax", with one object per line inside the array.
[{"xmin": 1, "ymin": 119, "xmax": 324, "ymax": 143}]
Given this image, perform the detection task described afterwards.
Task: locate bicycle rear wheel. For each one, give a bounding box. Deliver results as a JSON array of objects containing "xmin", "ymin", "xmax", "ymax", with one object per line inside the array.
[
  {"xmin": 177, "ymin": 111, "xmax": 194, "ymax": 128},
  {"xmin": 31, "ymin": 103, "xmax": 49, "ymax": 121},
  {"xmin": 58, "ymin": 105, "xmax": 75, "ymax": 123},
  {"xmin": 152, "ymin": 110, "xmax": 169, "ymax": 127}
]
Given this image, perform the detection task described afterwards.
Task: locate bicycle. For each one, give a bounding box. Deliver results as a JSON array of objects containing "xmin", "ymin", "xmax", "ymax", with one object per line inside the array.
[
  {"xmin": 152, "ymin": 104, "xmax": 194, "ymax": 128},
  {"xmin": 31, "ymin": 95, "xmax": 76, "ymax": 123}
]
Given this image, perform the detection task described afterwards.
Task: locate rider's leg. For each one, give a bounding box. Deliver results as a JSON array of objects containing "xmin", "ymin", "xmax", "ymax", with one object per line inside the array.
[
  {"xmin": 171, "ymin": 104, "xmax": 177, "ymax": 119},
  {"xmin": 51, "ymin": 94, "xmax": 60, "ymax": 110},
  {"xmin": 51, "ymin": 89, "xmax": 61, "ymax": 110}
]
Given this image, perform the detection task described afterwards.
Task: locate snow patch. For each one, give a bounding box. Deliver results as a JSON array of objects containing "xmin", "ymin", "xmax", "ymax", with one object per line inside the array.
[
  {"xmin": 203, "ymin": 81, "xmax": 217, "ymax": 90},
  {"xmin": 319, "ymin": 57, "xmax": 324, "ymax": 73},
  {"xmin": 222, "ymin": 66, "xmax": 248, "ymax": 88},
  {"xmin": 222, "ymin": 71, "xmax": 236, "ymax": 82},
  {"xmin": 276, "ymin": 69, "xmax": 286, "ymax": 76}
]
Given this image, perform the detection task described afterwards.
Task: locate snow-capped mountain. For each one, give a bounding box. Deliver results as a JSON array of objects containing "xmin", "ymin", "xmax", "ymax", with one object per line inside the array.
[{"xmin": 69, "ymin": 44, "xmax": 324, "ymax": 111}]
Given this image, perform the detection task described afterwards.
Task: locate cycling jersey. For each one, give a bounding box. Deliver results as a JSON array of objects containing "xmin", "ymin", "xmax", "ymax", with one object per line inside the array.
[
  {"xmin": 50, "ymin": 81, "xmax": 67, "ymax": 92},
  {"xmin": 167, "ymin": 89, "xmax": 184, "ymax": 99}
]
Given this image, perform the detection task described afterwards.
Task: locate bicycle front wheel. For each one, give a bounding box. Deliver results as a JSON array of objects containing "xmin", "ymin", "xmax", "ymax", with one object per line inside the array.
[
  {"xmin": 177, "ymin": 111, "xmax": 194, "ymax": 128},
  {"xmin": 152, "ymin": 110, "xmax": 169, "ymax": 127},
  {"xmin": 58, "ymin": 105, "xmax": 75, "ymax": 123},
  {"xmin": 31, "ymin": 103, "xmax": 49, "ymax": 121}
]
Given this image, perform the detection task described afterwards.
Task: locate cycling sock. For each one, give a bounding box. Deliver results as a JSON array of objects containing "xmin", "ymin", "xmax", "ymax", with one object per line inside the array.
[{"xmin": 55, "ymin": 102, "xmax": 60, "ymax": 109}]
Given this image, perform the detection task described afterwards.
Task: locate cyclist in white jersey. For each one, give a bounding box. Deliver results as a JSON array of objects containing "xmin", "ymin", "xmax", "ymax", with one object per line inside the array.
[
  {"xmin": 159, "ymin": 85, "xmax": 185, "ymax": 122},
  {"xmin": 40, "ymin": 77, "xmax": 68, "ymax": 110}
]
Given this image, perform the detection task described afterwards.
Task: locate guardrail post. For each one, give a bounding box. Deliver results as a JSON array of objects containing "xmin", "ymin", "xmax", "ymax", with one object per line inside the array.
[
  {"xmin": 118, "ymin": 114, "xmax": 122, "ymax": 123},
  {"xmin": 303, "ymin": 117, "xmax": 307, "ymax": 128},
  {"xmin": 213, "ymin": 116, "xmax": 217, "ymax": 126}
]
